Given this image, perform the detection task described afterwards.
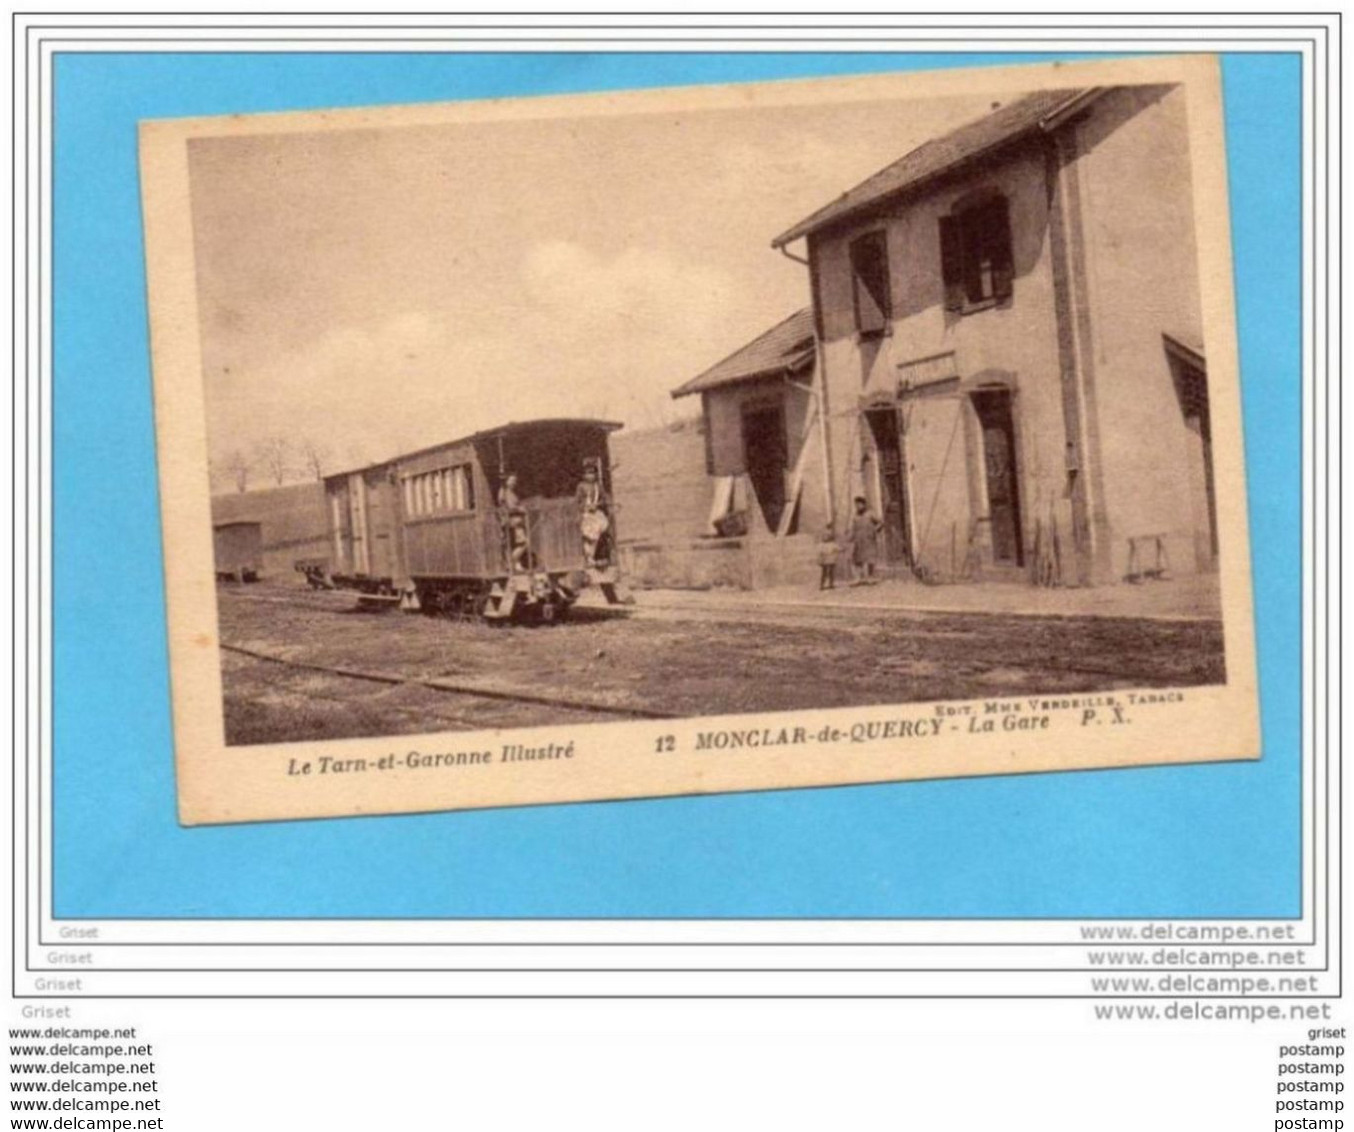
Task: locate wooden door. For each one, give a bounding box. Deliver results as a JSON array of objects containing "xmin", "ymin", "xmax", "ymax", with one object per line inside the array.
[
  {"xmin": 866, "ymin": 408, "xmax": 911, "ymax": 563},
  {"xmin": 328, "ymin": 485, "xmax": 349, "ymax": 573},
  {"xmin": 364, "ymin": 472, "xmax": 401, "ymax": 581},
  {"xmin": 347, "ymin": 473, "xmax": 369, "ymax": 574},
  {"xmin": 971, "ymin": 391, "xmax": 1024, "ymax": 566}
]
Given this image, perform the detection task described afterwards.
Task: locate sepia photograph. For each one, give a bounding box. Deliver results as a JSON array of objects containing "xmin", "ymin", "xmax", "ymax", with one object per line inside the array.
[
  {"xmin": 22, "ymin": 15, "xmax": 1325, "ymax": 1129},
  {"xmin": 140, "ymin": 54, "xmax": 1259, "ymax": 824}
]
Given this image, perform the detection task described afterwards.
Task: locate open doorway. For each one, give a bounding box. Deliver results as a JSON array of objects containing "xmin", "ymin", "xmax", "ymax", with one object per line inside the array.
[
  {"xmin": 865, "ymin": 407, "xmax": 912, "ymax": 563},
  {"xmin": 970, "ymin": 389, "xmax": 1024, "ymax": 567},
  {"xmin": 741, "ymin": 403, "xmax": 788, "ymax": 532}
]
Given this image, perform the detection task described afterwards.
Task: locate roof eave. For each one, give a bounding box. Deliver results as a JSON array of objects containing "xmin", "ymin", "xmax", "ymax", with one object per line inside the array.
[
  {"xmin": 670, "ymin": 308, "xmax": 815, "ymax": 399},
  {"xmin": 670, "ymin": 363, "xmax": 788, "ymax": 399},
  {"xmin": 769, "ymin": 128, "xmax": 1037, "ymax": 249},
  {"xmin": 1162, "ymin": 332, "xmax": 1206, "ymax": 370},
  {"xmin": 770, "ymin": 88, "xmax": 1107, "ymax": 250},
  {"xmin": 323, "ymin": 418, "xmax": 624, "ymax": 478},
  {"xmin": 1036, "ymin": 86, "xmax": 1107, "ymax": 132}
]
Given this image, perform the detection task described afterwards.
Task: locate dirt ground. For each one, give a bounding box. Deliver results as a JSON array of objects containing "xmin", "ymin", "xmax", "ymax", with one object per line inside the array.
[{"xmin": 216, "ymin": 582, "xmax": 1227, "ymax": 746}]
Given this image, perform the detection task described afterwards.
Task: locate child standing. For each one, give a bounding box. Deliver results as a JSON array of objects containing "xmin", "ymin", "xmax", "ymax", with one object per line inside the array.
[{"xmin": 817, "ymin": 523, "xmax": 840, "ymax": 590}]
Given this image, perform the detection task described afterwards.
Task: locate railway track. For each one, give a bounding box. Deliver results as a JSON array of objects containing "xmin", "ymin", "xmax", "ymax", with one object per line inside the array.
[
  {"xmin": 219, "ymin": 641, "xmax": 681, "ymax": 722},
  {"xmin": 215, "ymin": 585, "xmax": 1222, "ymax": 745}
]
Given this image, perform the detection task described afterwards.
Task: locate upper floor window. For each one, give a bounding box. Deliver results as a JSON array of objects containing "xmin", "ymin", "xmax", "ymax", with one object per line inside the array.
[
  {"xmin": 403, "ymin": 464, "xmax": 475, "ymax": 517},
  {"xmin": 940, "ymin": 194, "xmax": 1014, "ymax": 312},
  {"xmin": 849, "ymin": 230, "xmax": 892, "ymax": 336}
]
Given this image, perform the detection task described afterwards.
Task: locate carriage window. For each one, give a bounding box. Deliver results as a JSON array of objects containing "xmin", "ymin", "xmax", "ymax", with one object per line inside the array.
[
  {"xmin": 455, "ymin": 466, "xmax": 475, "ymax": 511},
  {"xmin": 402, "ymin": 465, "xmax": 476, "ymax": 516}
]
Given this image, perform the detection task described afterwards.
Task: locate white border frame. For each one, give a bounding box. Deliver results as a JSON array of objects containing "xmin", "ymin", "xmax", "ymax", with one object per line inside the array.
[{"xmin": 8, "ymin": 12, "xmax": 1338, "ymax": 1000}]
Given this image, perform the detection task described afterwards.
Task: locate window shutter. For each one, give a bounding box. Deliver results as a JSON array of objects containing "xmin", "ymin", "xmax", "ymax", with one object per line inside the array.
[
  {"xmin": 939, "ymin": 215, "xmax": 964, "ymax": 311},
  {"xmin": 990, "ymin": 196, "xmax": 1015, "ymax": 300},
  {"xmin": 853, "ymin": 276, "xmax": 883, "ymax": 334},
  {"xmin": 850, "ymin": 233, "xmax": 889, "ymax": 335}
]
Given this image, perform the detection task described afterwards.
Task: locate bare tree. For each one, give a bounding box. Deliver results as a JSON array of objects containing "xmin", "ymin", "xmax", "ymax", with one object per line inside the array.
[
  {"xmin": 297, "ymin": 436, "xmax": 332, "ymax": 481},
  {"xmin": 254, "ymin": 435, "xmax": 293, "ymax": 486}
]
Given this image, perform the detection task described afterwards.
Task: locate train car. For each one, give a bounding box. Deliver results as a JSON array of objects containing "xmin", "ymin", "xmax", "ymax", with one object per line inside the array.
[
  {"xmin": 213, "ymin": 520, "xmax": 263, "ymax": 583},
  {"xmin": 322, "ymin": 419, "xmax": 630, "ymax": 622},
  {"xmin": 322, "ymin": 457, "xmax": 403, "ymax": 595}
]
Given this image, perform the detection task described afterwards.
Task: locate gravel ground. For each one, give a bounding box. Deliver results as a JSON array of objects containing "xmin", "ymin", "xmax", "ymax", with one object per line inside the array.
[{"xmin": 217, "ymin": 582, "xmax": 1226, "ymax": 746}]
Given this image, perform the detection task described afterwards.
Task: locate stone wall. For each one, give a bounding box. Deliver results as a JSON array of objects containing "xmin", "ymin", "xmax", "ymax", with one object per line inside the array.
[{"xmin": 610, "ymin": 418, "xmax": 712, "ymax": 544}]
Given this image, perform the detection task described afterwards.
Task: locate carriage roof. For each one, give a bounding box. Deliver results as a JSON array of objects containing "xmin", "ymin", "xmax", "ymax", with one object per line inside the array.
[{"xmin": 323, "ymin": 418, "xmax": 623, "ymax": 484}]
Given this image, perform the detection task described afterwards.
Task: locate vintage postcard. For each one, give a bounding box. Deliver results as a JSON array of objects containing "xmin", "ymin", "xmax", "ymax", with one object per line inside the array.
[{"xmin": 139, "ymin": 54, "xmax": 1259, "ymax": 825}]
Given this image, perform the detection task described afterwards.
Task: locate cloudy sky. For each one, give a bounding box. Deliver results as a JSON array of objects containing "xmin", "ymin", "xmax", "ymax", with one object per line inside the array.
[{"xmin": 188, "ymin": 84, "xmax": 995, "ymax": 487}]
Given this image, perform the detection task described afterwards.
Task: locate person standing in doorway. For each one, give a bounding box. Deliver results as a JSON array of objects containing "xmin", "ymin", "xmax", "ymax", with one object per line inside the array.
[
  {"xmin": 497, "ymin": 472, "xmax": 529, "ymax": 573},
  {"xmin": 849, "ymin": 496, "xmax": 882, "ymax": 585}
]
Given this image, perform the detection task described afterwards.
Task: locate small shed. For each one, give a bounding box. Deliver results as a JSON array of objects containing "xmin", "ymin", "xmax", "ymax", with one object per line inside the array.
[
  {"xmin": 213, "ymin": 521, "xmax": 263, "ymax": 582},
  {"xmin": 670, "ymin": 307, "xmax": 821, "ymax": 538}
]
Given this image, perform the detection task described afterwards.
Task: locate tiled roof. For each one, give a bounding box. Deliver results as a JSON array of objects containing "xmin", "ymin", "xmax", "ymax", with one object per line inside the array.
[
  {"xmin": 671, "ymin": 308, "xmax": 816, "ymax": 398},
  {"xmin": 771, "ymin": 88, "xmax": 1089, "ymax": 247}
]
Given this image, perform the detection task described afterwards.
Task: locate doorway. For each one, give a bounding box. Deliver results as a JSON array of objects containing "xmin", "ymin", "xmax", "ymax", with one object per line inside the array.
[
  {"xmin": 741, "ymin": 403, "xmax": 788, "ymax": 531},
  {"xmin": 865, "ymin": 408, "xmax": 911, "ymax": 563},
  {"xmin": 365, "ymin": 472, "xmax": 399, "ymax": 581},
  {"xmin": 970, "ymin": 390, "xmax": 1024, "ymax": 566},
  {"xmin": 347, "ymin": 472, "xmax": 370, "ymax": 575}
]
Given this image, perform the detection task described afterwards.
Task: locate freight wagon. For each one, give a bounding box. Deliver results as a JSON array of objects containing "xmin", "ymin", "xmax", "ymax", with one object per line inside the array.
[
  {"xmin": 213, "ymin": 520, "xmax": 263, "ymax": 583},
  {"xmin": 319, "ymin": 419, "xmax": 631, "ymax": 622}
]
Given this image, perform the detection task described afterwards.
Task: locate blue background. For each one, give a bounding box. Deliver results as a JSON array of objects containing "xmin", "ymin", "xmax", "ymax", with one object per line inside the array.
[{"xmin": 53, "ymin": 52, "xmax": 1302, "ymax": 918}]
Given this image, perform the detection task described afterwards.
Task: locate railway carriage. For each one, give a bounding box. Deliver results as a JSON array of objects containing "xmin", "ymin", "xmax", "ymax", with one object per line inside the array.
[{"xmin": 321, "ymin": 419, "xmax": 629, "ymax": 623}]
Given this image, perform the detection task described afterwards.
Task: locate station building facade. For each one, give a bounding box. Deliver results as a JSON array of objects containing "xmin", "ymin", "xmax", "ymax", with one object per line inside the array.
[{"xmin": 672, "ymin": 83, "xmax": 1219, "ymax": 588}]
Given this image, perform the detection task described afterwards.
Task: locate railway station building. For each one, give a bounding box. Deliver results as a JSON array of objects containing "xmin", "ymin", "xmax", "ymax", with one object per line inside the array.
[{"xmin": 671, "ymin": 82, "xmax": 1219, "ymax": 589}]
